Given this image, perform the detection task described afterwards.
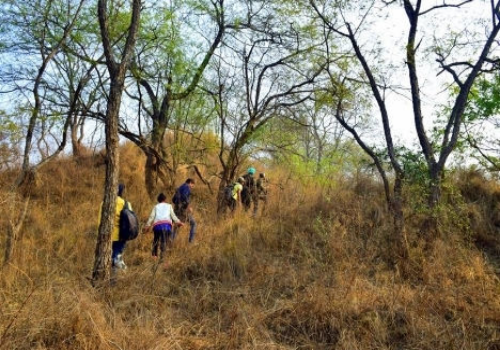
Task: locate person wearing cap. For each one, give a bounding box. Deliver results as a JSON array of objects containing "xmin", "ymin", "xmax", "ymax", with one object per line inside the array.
[
  {"xmin": 241, "ymin": 167, "xmax": 258, "ymax": 216},
  {"xmin": 97, "ymin": 183, "xmax": 132, "ymax": 270}
]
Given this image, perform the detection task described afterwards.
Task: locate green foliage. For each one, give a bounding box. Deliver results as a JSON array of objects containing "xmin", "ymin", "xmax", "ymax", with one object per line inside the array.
[
  {"xmin": 455, "ymin": 74, "xmax": 500, "ymax": 170},
  {"xmin": 0, "ymin": 109, "xmax": 23, "ymax": 169},
  {"xmin": 0, "ymin": 109, "xmax": 21, "ymax": 136},
  {"xmin": 464, "ymin": 74, "xmax": 500, "ymax": 122},
  {"xmin": 396, "ymin": 146, "xmax": 429, "ymax": 187},
  {"xmin": 261, "ymin": 115, "xmax": 371, "ymax": 187}
]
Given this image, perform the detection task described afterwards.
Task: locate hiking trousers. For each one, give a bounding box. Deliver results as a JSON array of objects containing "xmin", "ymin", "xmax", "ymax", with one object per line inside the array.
[
  {"xmin": 173, "ymin": 208, "xmax": 197, "ymax": 243},
  {"xmin": 112, "ymin": 241, "xmax": 126, "ymax": 263},
  {"xmin": 152, "ymin": 227, "xmax": 173, "ymax": 258}
]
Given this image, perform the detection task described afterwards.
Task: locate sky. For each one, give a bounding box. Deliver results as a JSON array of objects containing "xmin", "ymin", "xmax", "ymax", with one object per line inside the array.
[
  {"xmin": 0, "ymin": 0, "xmax": 497, "ymax": 163},
  {"xmin": 361, "ymin": 0, "xmax": 495, "ymax": 149}
]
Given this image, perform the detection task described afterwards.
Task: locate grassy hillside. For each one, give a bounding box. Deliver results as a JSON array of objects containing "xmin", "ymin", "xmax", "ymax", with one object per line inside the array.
[{"xmin": 1, "ymin": 145, "xmax": 500, "ymax": 350}]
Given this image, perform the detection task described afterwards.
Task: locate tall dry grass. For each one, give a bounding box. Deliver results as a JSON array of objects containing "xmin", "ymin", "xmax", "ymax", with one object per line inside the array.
[{"xmin": 0, "ymin": 146, "xmax": 500, "ymax": 349}]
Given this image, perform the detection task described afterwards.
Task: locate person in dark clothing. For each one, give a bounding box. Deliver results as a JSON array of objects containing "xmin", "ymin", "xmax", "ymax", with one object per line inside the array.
[
  {"xmin": 241, "ymin": 167, "xmax": 258, "ymax": 216},
  {"xmin": 172, "ymin": 178, "xmax": 197, "ymax": 243}
]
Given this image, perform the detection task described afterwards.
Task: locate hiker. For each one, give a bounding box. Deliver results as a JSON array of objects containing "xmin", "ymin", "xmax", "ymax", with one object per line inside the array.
[
  {"xmin": 144, "ymin": 192, "xmax": 184, "ymax": 262},
  {"xmin": 227, "ymin": 177, "xmax": 244, "ymax": 212},
  {"xmin": 256, "ymin": 172, "xmax": 268, "ymax": 212},
  {"xmin": 241, "ymin": 167, "xmax": 258, "ymax": 216},
  {"xmin": 172, "ymin": 178, "xmax": 197, "ymax": 243},
  {"xmin": 97, "ymin": 183, "xmax": 131, "ymax": 270}
]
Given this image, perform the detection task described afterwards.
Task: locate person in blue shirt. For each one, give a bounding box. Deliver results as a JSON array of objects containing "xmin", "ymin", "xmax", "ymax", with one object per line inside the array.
[{"xmin": 172, "ymin": 178, "xmax": 197, "ymax": 243}]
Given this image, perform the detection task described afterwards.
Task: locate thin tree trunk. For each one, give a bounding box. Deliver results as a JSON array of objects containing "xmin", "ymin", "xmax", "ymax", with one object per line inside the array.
[
  {"xmin": 91, "ymin": 0, "xmax": 141, "ymax": 286},
  {"xmin": 391, "ymin": 174, "xmax": 408, "ymax": 261},
  {"xmin": 91, "ymin": 83, "xmax": 121, "ymax": 284}
]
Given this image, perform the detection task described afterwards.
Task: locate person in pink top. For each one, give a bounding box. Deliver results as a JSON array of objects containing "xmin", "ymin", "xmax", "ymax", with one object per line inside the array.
[{"xmin": 144, "ymin": 193, "xmax": 184, "ymax": 262}]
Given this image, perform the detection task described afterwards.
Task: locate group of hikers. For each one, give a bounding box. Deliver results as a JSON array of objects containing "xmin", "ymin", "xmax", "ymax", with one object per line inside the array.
[{"xmin": 104, "ymin": 167, "xmax": 268, "ymax": 270}]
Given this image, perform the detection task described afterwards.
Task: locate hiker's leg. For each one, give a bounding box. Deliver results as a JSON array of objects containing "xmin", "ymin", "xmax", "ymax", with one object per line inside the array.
[
  {"xmin": 111, "ymin": 241, "xmax": 119, "ymax": 264},
  {"xmin": 165, "ymin": 229, "xmax": 175, "ymax": 253},
  {"xmin": 158, "ymin": 228, "xmax": 168, "ymax": 261},
  {"xmin": 229, "ymin": 199, "xmax": 236, "ymax": 212},
  {"xmin": 252, "ymin": 195, "xmax": 259, "ymax": 216},
  {"xmin": 112, "ymin": 241, "xmax": 125, "ymax": 262},
  {"xmin": 152, "ymin": 229, "xmax": 160, "ymax": 257},
  {"xmin": 241, "ymin": 194, "xmax": 249, "ymax": 211},
  {"xmin": 172, "ymin": 210, "xmax": 185, "ymax": 240},
  {"xmin": 188, "ymin": 213, "xmax": 197, "ymax": 243},
  {"xmin": 112, "ymin": 241, "xmax": 126, "ymax": 268}
]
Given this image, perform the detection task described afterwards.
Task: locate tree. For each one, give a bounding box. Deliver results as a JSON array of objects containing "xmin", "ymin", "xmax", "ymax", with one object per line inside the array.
[
  {"xmin": 113, "ymin": 0, "xmax": 226, "ymax": 197},
  {"xmin": 208, "ymin": 0, "xmax": 327, "ymax": 212},
  {"xmin": 310, "ymin": 0, "xmax": 500, "ymax": 239},
  {"xmin": 0, "ymin": 0, "xmax": 87, "ymax": 266},
  {"xmin": 91, "ymin": 0, "xmax": 141, "ymax": 285}
]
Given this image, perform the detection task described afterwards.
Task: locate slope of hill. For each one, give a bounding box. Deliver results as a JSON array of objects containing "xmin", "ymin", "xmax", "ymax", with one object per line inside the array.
[{"xmin": 1, "ymin": 146, "xmax": 500, "ymax": 350}]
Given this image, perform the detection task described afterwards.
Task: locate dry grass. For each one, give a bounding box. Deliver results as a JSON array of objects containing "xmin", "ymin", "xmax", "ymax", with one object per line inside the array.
[{"xmin": 1, "ymin": 146, "xmax": 500, "ymax": 349}]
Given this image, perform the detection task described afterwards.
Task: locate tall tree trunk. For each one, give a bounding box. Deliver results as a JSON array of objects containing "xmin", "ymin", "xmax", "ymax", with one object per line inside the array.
[
  {"xmin": 391, "ymin": 174, "xmax": 407, "ymax": 261},
  {"xmin": 91, "ymin": 0, "xmax": 141, "ymax": 286},
  {"xmin": 421, "ymin": 165, "xmax": 442, "ymax": 241},
  {"xmin": 71, "ymin": 115, "xmax": 83, "ymax": 157},
  {"xmin": 144, "ymin": 153, "xmax": 159, "ymax": 199},
  {"xmin": 143, "ymin": 121, "xmax": 172, "ymax": 198},
  {"xmin": 216, "ymin": 150, "xmax": 239, "ymax": 214},
  {"xmin": 144, "ymin": 150, "xmax": 172, "ymax": 199},
  {"xmin": 91, "ymin": 82, "xmax": 121, "ymax": 284}
]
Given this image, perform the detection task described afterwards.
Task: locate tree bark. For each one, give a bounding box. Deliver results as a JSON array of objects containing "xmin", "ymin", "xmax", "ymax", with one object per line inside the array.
[
  {"xmin": 91, "ymin": 82, "xmax": 122, "ymax": 284},
  {"xmin": 91, "ymin": 0, "xmax": 141, "ymax": 286}
]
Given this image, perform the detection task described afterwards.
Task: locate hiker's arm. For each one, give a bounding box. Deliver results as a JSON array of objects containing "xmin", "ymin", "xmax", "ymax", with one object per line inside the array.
[
  {"xmin": 144, "ymin": 207, "xmax": 156, "ymax": 230},
  {"xmin": 170, "ymin": 206, "xmax": 184, "ymax": 226}
]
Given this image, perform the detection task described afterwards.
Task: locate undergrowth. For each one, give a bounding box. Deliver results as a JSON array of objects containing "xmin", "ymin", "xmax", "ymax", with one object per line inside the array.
[{"xmin": 0, "ymin": 147, "xmax": 500, "ymax": 349}]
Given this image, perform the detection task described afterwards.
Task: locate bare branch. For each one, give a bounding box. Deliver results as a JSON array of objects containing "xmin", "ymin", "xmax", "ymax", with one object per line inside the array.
[{"xmin": 420, "ymin": 0, "xmax": 474, "ymax": 16}]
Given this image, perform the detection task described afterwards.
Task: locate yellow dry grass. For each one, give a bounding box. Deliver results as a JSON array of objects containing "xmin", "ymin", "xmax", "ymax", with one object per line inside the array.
[{"xmin": 0, "ymin": 145, "xmax": 500, "ymax": 349}]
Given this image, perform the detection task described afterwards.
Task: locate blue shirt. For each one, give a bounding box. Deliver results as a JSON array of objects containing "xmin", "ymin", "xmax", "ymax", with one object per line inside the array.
[{"xmin": 174, "ymin": 183, "xmax": 191, "ymax": 207}]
